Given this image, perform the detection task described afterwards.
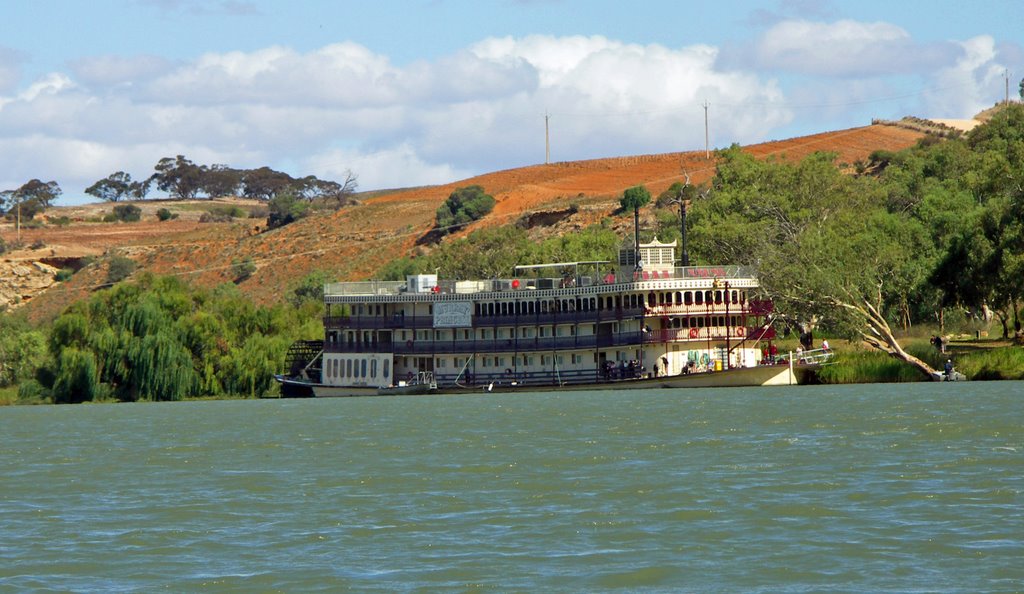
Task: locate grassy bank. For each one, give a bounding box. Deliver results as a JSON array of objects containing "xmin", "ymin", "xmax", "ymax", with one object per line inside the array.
[
  {"xmin": 816, "ymin": 337, "xmax": 1024, "ymax": 384},
  {"xmin": 0, "ymin": 386, "xmax": 18, "ymax": 406}
]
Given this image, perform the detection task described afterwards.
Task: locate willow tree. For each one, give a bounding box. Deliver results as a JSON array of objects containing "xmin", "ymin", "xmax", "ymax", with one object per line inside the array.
[{"xmin": 52, "ymin": 348, "xmax": 100, "ymax": 403}]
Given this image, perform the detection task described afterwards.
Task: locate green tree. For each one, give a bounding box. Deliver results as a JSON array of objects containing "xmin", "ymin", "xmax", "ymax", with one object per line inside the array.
[
  {"xmin": 620, "ymin": 185, "xmax": 651, "ymax": 260},
  {"xmin": 288, "ymin": 270, "xmax": 333, "ymax": 307},
  {"xmin": 52, "ymin": 348, "xmax": 100, "ymax": 403},
  {"xmin": 435, "ymin": 185, "xmax": 496, "ymax": 234},
  {"xmin": 112, "ymin": 204, "xmax": 142, "ymax": 222},
  {"xmin": 86, "ymin": 172, "xmax": 149, "ymax": 202},
  {"xmin": 232, "ymin": 257, "xmax": 257, "ymax": 282},
  {"xmin": 266, "ymin": 192, "xmax": 309, "ymax": 229},
  {"xmin": 106, "ymin": 256, "xmax": 137, "ymax": 284},
  {"xmin": 201, "ymin": 164, "xmax": 243, "ymax": 198},
  {"xmin": 153, "ymin": 155, "xmax": 204, "ymax": 199},
  {"xmin": 0, "ymin": 316, "xmax": 46, "ymax": 387},
  {"xmin": 242, "ymin": 166, "xmax": 294, "ymax": 201},
  {"xmin": 0, "ymin": 179, "xmax": 62, "ymax": 221},
  {"xmin": 696, "ymin": 147, "xmax": 945, "ymax": 377},
  {"xmin": 291, "ymin": 171, "xmax": 358, "ymax": 207}
]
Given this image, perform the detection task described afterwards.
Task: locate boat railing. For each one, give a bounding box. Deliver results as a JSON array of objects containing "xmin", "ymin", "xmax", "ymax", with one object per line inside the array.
[
  {"xmin": 323, "ymin": 265, "xmax": 760, "ymax": 298},
  {"xmin": 322, "ymin": 333, "xmax": 647, "ymax": 355},
  {"xmin": 645, "ymin": 327, "xmax": 773, "ymax": 342},
  {"xmin": 777, "ymin": 348, "xmax": 834, "ymax": 365}
]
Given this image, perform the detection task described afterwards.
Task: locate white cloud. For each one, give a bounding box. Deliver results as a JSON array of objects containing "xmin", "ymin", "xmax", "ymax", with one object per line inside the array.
[
  {"xmin": 306, "ymin": 143, "xmax": 473, "ymax": 191},
  {"xmin": 1, "ymin": 36, "xmax": 795, "ymax": 203},
  {"xmin": 923, "ymin": 35, "xmax": 1007, "ymax": 118},
  {"xmin": 738, "ymin": 19, "xmax": 962, "ymax": 77},
  {"xmin": 0, "ymin": 47, "xmax": 25, "ymax": 94},
  {"xmin": 69, "ymin": 54, "xmax": 173, "ymax": 87}
]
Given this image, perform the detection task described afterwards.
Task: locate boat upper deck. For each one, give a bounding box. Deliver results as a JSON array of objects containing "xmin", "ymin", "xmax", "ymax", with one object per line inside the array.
[{"xmin": 325, "ymin": 265, "xmax": 758, "ymax": 304}]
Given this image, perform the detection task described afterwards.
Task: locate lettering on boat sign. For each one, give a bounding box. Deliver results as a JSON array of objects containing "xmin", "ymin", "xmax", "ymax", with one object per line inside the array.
[
  {"xmin": 684, "ymin": 266, "xmax": 738, "ymax": 279},
  {"xmin": 434, "ymin": 301, "xmax": 473, "ymax": 327}
]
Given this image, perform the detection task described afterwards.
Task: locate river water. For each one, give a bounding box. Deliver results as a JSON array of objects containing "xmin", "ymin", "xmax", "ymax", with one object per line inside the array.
[{"xmin": 1, "ymin": 382, "xmax": 1022, "ymax": 592}]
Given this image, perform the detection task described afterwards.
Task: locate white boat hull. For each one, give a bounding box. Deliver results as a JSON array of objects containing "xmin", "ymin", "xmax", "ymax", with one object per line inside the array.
[{"xmin": 276, "ymin": 363, "xmax": 815, "ymax": 397}]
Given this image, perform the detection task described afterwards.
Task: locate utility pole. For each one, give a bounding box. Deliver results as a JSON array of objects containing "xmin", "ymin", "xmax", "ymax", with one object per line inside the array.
[
  {"xmin": 545, "ymin": 111, "xmax": 550, "ymax": 165},
  {"xmin": 702, "ymin": 100, "xmax": 710, "ymax": 159}
]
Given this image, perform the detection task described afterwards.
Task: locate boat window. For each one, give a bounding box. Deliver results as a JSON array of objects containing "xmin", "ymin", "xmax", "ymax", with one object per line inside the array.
[
  {"xmin": 371, "ymin": 359, "xmax": 377, "ymax": 378},
  {"xmin": 715, "ymin": 291, "xmax": 723, "ymax": 305},
  {"xmin": 383, "ymin": 359, "xmax": 390, "ymax": 377},
  {"xmin": 346, "ymin": 359, "xmax": 352, "ymax": 377},
  {"xmin": 361, "ymin": 359, "xmax": 367, "ymax": 378},
  {"xmin": 731, "ymin": 290, "xmax": 738, "ymax": 304}
]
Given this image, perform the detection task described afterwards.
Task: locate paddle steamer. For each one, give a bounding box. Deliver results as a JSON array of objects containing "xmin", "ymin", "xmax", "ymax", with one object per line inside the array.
[{"xmin": 277, "ymin": 238, "xmax": 818, "ymax": 397}]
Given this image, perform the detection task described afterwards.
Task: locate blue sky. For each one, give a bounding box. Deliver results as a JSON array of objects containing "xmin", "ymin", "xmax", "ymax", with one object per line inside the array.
[{"xmin": 2, "ymin": 0, "xmax": 1022, "ymax": 204}]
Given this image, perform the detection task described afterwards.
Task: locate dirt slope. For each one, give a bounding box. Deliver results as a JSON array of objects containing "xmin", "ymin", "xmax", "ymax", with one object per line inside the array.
[{"xmin": 5, "ymin": 124, "xmax": 924, "ymax": 321}]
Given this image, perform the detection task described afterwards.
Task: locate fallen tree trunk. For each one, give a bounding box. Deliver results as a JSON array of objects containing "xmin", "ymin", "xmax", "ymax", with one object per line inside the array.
[{"xmin": 831, "ymin": 295, "xmax": 941, "ymax": 381}]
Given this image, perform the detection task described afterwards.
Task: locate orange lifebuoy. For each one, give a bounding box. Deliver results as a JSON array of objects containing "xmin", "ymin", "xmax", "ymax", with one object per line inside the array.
[
  {"xmin": 736, "ymin": 327, "xmax": 745, "ymax": 337},
  {"xmin": 688, "ymin": 327, "xmax": 699, "ymax": 339}
]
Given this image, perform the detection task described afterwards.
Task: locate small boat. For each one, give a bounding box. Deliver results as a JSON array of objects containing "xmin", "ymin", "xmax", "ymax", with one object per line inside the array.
[{"xmin": 377, "ymin": 371, "xmax": 438, "ymax": 395}]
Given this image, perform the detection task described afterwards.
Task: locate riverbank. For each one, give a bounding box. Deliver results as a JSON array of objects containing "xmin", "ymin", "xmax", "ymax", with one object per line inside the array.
[{"xmin": 4, "ymin": 339, "xmax": 1021, "ymax": 406}]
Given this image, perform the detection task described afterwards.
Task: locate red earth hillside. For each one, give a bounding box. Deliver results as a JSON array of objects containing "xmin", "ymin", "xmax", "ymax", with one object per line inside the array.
[{"xmin": 13, "ymin": 124, "xmax": 924, "ymax": 321}]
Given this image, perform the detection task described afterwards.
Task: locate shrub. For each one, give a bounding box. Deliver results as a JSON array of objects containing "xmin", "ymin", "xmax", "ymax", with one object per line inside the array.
[
  {"xmin": 17, "ymin": 379, "xmax": 49, "ymax": 403},
  {"xmin": 51, "ymin": 216, "xmax": 71, "ymax": 227},
  {"xmin": 156, "ymin": 208, "xmax": 178, "ymax": 221},
  {"xmin": 435, "ymin": 185, "xmax": 495, "ymax": 234},
  {"xmin": 199, "ymin": 211, "xmax": 233, "ymax": 223},
  {"xmin": 232, "ymin": 257, "xmax": 257, "ymax": 281},
  {"xmin": 0, "ymin": 237, "xmax": 6, "ymax": 255},
  {"xmin": 55, "ymin": 268, "xmax": 74, "ymax": 282},
  {"xmin": 30, "ymin": 239, "xmax": 46, "ymax": 249},
  {"xmin": 102, "ymin": 213, "xmax": 118, "ymax": 223},
  {"xmin": 206, "ymin": 205, "xmax": 247, "ymax": 219},
  {"xmin": 106, "ymin": 255, "xmax": 137, "ymax": 284},
  {"xmin": 266, "ymin": 193, "xmax": 309, "ymax": 229},
  {"xmin": 112, "ymin": 204, "xmax": 142, "ymax": 222}
]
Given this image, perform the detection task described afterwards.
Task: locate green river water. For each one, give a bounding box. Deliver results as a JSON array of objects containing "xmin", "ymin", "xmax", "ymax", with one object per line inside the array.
[{"xmin": 1, "ymin": 382, "xmax": 1022, "ymax": 592}]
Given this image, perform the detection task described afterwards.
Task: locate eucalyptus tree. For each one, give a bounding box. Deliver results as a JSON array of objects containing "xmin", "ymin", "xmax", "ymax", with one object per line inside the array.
[
  {"xmin": 694, "ymin": 147, "xmax": 942, "ymax": 377},
  {"xmin": 620, "ymin": 185, "xmax": 651, "ymax": 260}
]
